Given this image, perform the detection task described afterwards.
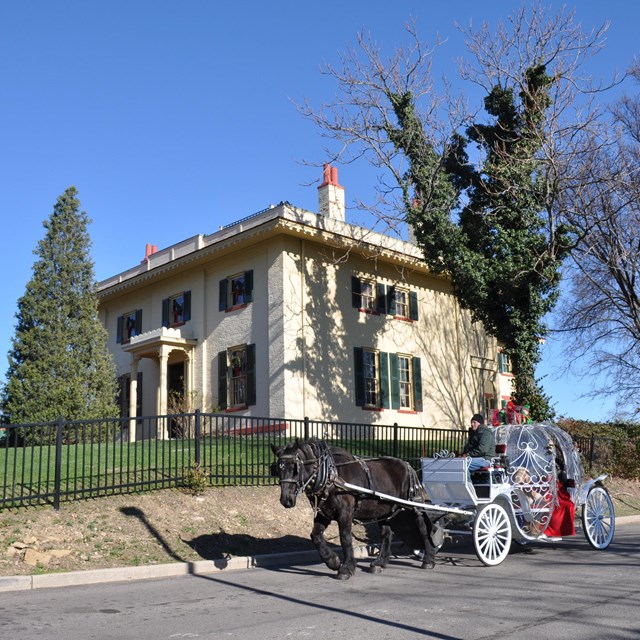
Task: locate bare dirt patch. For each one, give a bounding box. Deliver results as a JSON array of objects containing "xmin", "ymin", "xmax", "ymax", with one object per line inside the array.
[{"xmin": 1, "ymin": 478, "xmax": 638, "ymax": 577}]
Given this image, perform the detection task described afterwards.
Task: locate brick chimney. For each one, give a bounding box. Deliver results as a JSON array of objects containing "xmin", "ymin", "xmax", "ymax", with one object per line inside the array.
[
  {"xmin": 317, "ymin": 164, "xmax": 345, "ymax": 222},
  {"xmin": 141, "ymin": 243, "xmax": 158, "ymax": 263}
]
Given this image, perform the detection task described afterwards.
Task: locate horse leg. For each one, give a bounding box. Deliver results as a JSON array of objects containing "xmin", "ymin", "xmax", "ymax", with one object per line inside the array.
[
  {"xmin": 415, "ymin": 511, "xmax": 436, "ymax": 570},
  {"xmin": 310, "ymin": 513, "xmax": 341, "ymax": 571},
  {"xmin": 369, "ymin": 523, "xmax": 393, "ymax": 574},
  {"xmin": 336, "ymin": 515, "xmax": 357, "ymax": 580}
]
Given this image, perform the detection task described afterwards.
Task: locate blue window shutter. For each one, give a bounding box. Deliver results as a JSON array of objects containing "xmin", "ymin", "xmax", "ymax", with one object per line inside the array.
[
  {"xmin": 116, "ymin": 315, "xmax": 123, "ymax": 344},
  {"xmin": 351, "ymin": 276, "xmax": 362, "ymax": 308},
  {"xmin": 379, "ymin": 351, "xmax": 390, "ymax": 409},
  {"xmin": 376, "ymin": 283, "xmax": 386, "ymax": 314},
  {"xmin": 183, "ymin": 291, "xmax": 191, "ymax": 321},
  {"xmin": 353, "ymin": 347, "xmax": 364, "ymax": 406},
  {"xmin": 246, "ymin": 343, "xmax": 256, "ymax": 406},
  {"xmin": 244, "ymin": 270, "xmax": 253, "ymax": 303},
  {"xmin": 387, "ymin": 286, "xmax": 397, "ymax": 315},
  {"xmin": 219, "ymin": 279, "xmax": 228, "ymax": 311},
  {"xmin": 409, "ymin": 291, "xmax": 419, "ymax": 321},
  {"xmin": 412, "ymin": 357, "xmax": 423, "ymax": 411},
  {"xmin": 217, "ymin": 350, "xmax": 228, "ymax": 410},
  {"xmin": 389, "ymin": 352, "xmax": 400, "ymax": 409},
  {"xmin": 162, "ymin": 298, "xmax": 170, "ymax": 327}
]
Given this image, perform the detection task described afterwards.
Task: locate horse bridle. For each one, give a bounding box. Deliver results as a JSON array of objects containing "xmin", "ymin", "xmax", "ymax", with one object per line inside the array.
[{"xmin": 277, "ymin": 440, "xmax": 337, "ymax": 499}]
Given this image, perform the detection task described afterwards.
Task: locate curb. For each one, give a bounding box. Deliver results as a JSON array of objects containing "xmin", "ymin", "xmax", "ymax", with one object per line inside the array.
[
  {"xmin": 1, "ymin": 517, "xmax": 638, "ymax": 594},
  {"xmin": 0, "ymin": 544, "xmax": 375, "ymax": 594}
]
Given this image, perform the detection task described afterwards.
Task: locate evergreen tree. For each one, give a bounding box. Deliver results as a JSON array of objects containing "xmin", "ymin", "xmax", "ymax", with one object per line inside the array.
[{"xmin": 3, "ymin": 187, "xmax": 118, "ymax": 425}]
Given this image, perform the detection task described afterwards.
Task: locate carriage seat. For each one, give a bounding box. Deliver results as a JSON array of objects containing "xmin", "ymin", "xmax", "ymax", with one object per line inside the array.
[{"xmin": 470, "ymin": 444, "xmax": 509, "ymax": 494}]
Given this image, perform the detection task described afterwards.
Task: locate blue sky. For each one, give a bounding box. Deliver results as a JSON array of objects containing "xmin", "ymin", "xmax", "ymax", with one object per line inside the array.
[{"xmin": 1, "ymin": 1, "xmax": 637, "ymax": 421}]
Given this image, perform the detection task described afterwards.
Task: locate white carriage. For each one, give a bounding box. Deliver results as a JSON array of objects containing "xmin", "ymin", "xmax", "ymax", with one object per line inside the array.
[{"xmin": 419, "ymin": 422, "xmax": 615, "ymax": 565}]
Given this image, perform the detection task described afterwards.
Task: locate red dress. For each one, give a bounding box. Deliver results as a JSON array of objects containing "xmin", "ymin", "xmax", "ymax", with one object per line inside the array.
[{"xmin": 544, "ymin": 484, "xmax": 576, "ymax": 537}]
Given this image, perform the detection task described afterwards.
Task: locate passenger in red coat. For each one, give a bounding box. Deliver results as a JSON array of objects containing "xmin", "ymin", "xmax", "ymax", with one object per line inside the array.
[{"xmin": 544, "ymin": 483, "xmax": 576, "ymax": 537}]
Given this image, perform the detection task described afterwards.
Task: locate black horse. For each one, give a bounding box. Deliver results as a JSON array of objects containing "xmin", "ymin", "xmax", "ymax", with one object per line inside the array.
[{"xmin": 270, "ymin": 437, "xmax": 439, "ymax": 580}]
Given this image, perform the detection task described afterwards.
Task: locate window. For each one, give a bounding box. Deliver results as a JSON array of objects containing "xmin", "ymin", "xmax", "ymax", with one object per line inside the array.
[
  {"xmin": 352, "ymin": 277, "xmax": 419, "ymax": 320},
  {"xmin": 362, "ymin": 349, "xmax": 380, "ymax": 407},
  {"xmin": 355, "ymin": 347, "xmax": 422, "ymax": 412},
  {"xmin": 398, "ymin": 355, "xmax": 412, "ymax": 410},
  {"xmin": 354, "ymin": 347, "xmax": 386, "ymax": 408},
  {"xmin": 219, "ymin": 270, "xmax": 253, "ymax": 311},
  {"xmin": 162, "ymin": 291, "xmax": 191, "ymax": 328},
  {"xmin": 218, "ymin": 344, "xmax": 256, "ymax": 410},
  {"xmin": 387, "ymin": 286, "xmax": 419, "ymax": 320},
  {"xmin": 352, "ymin": 276, "xmax": 382, "ymax": 312},
  {"xmin": 116, "ymin": 309, "xmax": 142, "ymax": 344},
  {"xmin": 389, "ymin": 353, "xmax": 422, "ymax": 411},
  {"xmin": 395, "ymin": 288, "xmax": 409, "ymax": 318},
  {"xmin": 498, "ymin": 351, "xmax": 512, "ymax": 374}
]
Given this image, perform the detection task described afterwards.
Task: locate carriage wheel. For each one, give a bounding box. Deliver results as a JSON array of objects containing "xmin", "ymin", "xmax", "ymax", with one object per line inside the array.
[
  {"xmin": 582, "ymin": 486, "xmax": 615, "ymax": 550},
  {"xmin": 473, "ymin": 502, "xmax": 512, "ymax": 566}
]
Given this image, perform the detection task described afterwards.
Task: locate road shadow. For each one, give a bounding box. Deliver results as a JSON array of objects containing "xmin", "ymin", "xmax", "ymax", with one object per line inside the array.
[{"xmin": 184, "ymin": 532, "xmax": 315, "ymax": 560}]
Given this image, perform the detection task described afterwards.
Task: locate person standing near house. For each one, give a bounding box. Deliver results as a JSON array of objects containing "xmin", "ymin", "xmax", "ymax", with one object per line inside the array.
[{"xmin": 461, "ymin": 413, "xmax": 495, "ymax": 478}]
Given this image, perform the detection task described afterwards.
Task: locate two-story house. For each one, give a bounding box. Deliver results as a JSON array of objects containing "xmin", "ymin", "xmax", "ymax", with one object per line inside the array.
[{"xmin": 97, "ymin": 166, "xmax": 512, "ymax": 440}]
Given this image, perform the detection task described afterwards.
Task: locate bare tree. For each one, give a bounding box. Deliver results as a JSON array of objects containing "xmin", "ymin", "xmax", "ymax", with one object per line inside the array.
[
  {"xmin": 557, "ymin": 64, "xmax": 640, "ymax": 414},
  {"xmin": 300, "ymin": 3, "xmax": 615, "ymax": 418}
]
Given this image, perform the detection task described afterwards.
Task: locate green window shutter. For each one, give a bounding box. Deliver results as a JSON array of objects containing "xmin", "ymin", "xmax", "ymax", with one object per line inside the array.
[
  {"xmin": 162, "ymin": 298, "xmax": 170, "ymax": 327},
  {"xmin": 136, "ymin": 371, "xmax": 143, "ymax": 416},
  {"xmin": 409, "ymin": 291, "xmax": 419, "ymax": 321},
  {"xmin": 387, "ymin": 286, "xmax": 397, "ymax": 315},
  {"xmin": 244, "ymin": 271, "xmax": 253, "ymax": 303},
  {"xmin": 246, "ymin": 343, "xmax": 256, "ymax": 406},
  {"xmin": 389, "ymin": 352, "xmax": 400, "ymax": 409},
  {"xmin": 351, "ymin": 276, "xmax": 362, "ymax": 308},
  {"xmin": 217, "ymin": 350, "xmax": 228, "ymax": 410},
  {"xmin": 353, "ymin": 347, "xmax": 364, "ymax": 406},
  {"xmin": 379, "ymin": 351, "xmax": 390, "ymax": 409},
  {"xmin": 183, "ymin": 291, "xmax": 191, "ymax": 321},
  {"xmin": 376, "ymin": 283, "xmax": 387, "ymax": 314},
  {"xmin": 134, "ymin": 310, "xmax": 142, "ymax": 335},
  {"xmin": 219, "ymin": 279, "xmax": 228, "ymax": 311},
  {"xmin": 116, "ymin": 315, "xmax": 123, "ymax": 344},
  {"xmin": 412, "ymin": 356, "xmax": 423, "ymax": 412}
]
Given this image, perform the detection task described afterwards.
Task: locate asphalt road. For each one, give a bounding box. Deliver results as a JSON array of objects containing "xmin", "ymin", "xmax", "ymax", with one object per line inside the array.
[{"xmin": 2, "ymin": 523, "xmax": 639, "ymax": 640}]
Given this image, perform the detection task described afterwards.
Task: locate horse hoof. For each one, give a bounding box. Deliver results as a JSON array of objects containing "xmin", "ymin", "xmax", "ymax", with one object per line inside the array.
[
  {"xmin": 326, "ymin": 557, "xmax": 341, "ymax": 571},
  {"xmin": 421, "ymin": 561, "xmax": 435, "ymax": 570},
  {"xmin": 369, "ymin": 565, "xmax": 383, "ymax": 575},
  {"xmin": 336, "ymin": 571, "xmax": 352, "ymax": 581}
]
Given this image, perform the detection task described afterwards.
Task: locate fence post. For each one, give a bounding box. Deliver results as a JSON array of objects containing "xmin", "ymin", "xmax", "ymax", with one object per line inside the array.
[
  {"xmin": 54, "ymin": 417, "xmax": 63, "ymax": 511},
  {"xmin": 194, "ymin": 409, "xmax": 201, "ymax": 466},
  {"xmin": 304, "ymin": 416, "xmax": 310, "ymax": 440},
  {"xmin": 393, "ymin": 423, "xmax": 399, "ymax": 458}
]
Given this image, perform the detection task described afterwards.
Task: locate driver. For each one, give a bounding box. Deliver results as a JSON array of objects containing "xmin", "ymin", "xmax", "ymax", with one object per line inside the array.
[{"xmin": 461, "ymin": 413, "xmax": 495, "ymax": 479}]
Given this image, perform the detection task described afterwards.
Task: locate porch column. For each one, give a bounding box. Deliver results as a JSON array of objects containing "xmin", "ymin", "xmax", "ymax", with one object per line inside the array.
[
  {"xmin": 128, "ymin": 355, "xmax": 139, "ymax": 443},
  {"xmin": 158, "ymin": 346, "xmax": 170, "ymax": 439},
  {"xmin": 184, "ymin": 351, "xmax": 193, "ymax": 410}
]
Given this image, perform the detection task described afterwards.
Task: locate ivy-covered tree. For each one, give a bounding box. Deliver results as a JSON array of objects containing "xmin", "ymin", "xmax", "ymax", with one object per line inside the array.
[
  {"xmin": 301, "ymin": 3, "xmax": 612, "ymax": 420},
  {"xmin": 2, "ymin": 187, "xmax": 118, "ymax": 425},
  {"xmin": 392, "ymin": 65, "xmax": 573, "ymax": 418}
]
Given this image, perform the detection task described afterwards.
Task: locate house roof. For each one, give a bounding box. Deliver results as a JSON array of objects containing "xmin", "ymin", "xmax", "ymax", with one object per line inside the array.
[{"xmin": 96, "ymin": 201, "xmax": 430, "ymax": 300}]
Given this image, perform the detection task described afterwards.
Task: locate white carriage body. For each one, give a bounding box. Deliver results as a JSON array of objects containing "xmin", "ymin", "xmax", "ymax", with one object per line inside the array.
[{"xmin": 418, "ymin": 422, "xmax": 615, "ymax": 563}]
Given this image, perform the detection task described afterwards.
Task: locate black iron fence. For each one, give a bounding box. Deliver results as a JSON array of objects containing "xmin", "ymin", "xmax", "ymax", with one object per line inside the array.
[{"xmin": 0, "ymin": 411, "xmax": 603, "ymax": 511}]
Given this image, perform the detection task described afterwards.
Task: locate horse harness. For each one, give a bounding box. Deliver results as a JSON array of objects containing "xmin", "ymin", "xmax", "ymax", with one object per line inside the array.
[{"xmin": 277, "ymin": 438, "xmax": 425, "ymax": 517}]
